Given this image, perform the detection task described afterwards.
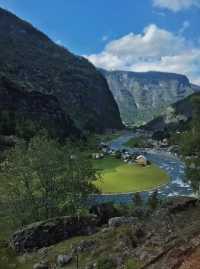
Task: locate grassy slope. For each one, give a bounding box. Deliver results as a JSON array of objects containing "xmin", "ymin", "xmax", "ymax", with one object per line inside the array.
[
  {"xmin": 93, "ymin": 157, "xmax": 169, "ymax": 193},
  {"xmin": 0, "ymin": 226, "xmax": 141, "ymax": 269}
]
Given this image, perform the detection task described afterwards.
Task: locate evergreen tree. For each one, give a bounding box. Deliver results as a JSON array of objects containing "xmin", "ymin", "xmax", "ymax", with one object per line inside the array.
[
  {"xmin": 180, "ymin": 96, "xmax": 200, "ymax": 196},
  {"xmin": 148, "ymin": 190, "xmax": 159, "ymax": 210},
  {"xmin": 132, "ymin": 193, "xmax": 143, "ymax": 207}
]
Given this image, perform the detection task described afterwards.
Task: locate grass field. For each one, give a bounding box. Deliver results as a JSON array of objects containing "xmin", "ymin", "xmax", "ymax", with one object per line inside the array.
[{"xmin": 93, "ymin": 157, "xmax": 169, "ymax": 193}]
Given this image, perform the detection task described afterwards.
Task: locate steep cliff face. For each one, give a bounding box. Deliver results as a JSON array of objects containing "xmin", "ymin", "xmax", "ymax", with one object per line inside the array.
[
  {"xmin": 0, "ymin": 8, "xmax": 122, "ymax": 133},
  {"xmin": 100, "ymin": 69, "xmax": 197, "ymax": 126},
  {"xmin": 0, "ymin": 74, "xmax": 78, "ymax": 139}
]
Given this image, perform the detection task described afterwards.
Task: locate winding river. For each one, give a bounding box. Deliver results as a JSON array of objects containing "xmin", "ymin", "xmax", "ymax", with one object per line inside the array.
[{"xmin": 91, "ymin": 132, "xmax": 194, "ymax": 204}]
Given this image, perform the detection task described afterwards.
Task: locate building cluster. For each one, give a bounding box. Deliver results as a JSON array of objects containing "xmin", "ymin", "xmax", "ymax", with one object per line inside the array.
[{"xmin": 92, "ymin": 143, "xmax": 149, "ymax": 167}]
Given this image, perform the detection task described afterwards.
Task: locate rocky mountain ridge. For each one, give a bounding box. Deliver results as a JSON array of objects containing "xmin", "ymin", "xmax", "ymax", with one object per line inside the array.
[
  {"xmin": 144, "ymin": 91, "xmax": 200, "ymax": 132},
  {"xmin": 100, "ymin": 69, "xmax": 199, "ymax": 126},
  {"xmin": 0, "ymin": 8, "xmax": 123, "ymax": 135}
]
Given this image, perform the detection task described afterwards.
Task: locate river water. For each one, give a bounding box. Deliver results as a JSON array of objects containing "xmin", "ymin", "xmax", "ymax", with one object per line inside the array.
[{"xmin": 91, "ymin": 132, "xmax": 194, "ymax": 204}]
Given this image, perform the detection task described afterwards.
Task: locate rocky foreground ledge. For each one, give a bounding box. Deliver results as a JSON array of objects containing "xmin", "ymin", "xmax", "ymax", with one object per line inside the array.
[
  {"xmin": 9, "ymin": 215, "xmax": 98, "ymax": 254},
  {"xmin": 9, "ymin": 197, "xmax": 200, "ymax": 269}
]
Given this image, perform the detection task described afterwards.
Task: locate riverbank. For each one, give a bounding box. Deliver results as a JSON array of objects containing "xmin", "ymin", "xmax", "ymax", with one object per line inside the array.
[{"xmin": 91, "ymin": 132, "xmax": 193, "ymax": 204}]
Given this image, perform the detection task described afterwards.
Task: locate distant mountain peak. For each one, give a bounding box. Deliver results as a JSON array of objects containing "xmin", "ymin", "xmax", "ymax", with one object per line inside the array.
[{"xmin": 100, "ymin": 68, "xmax": 198, "ymax": 126}]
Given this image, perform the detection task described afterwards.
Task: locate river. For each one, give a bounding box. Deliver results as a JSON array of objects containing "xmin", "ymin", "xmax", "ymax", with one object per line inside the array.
[{"xmin": 90, "ymin": 132, "xmax": 194, "ymax": 204}]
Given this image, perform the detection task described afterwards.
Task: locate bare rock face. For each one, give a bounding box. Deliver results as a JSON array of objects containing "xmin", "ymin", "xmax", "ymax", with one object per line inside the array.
[
  {"xmin": 0, "ymin": 8, "xmax": 123, "ymax": 134},
  {"xmin": 9, "ymin": 215, "xmax": 98, "ymax": 253},
  {"xmin": 132, "ymin": 197, "xmax": 200, "ymax": 269},
  {"xmin": 108, "ymin": 216, "xmax": 137, "ymax": 228},
  {"xmin": 100, "ymin": 69, "xmax": 198, "ymax": 126}
]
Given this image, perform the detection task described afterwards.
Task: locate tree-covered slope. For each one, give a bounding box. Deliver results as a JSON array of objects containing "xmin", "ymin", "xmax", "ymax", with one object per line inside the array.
[
  {"xmin": 0, "ymin": 73, "xmax": 78, "ymax": 140},
  {"xmin": 144, "ymin": 92, "xmax": 200, "ymax": 132},
  {"xmin": 0, "ymin": 8, "xmax": 123, "ymax": 133}
]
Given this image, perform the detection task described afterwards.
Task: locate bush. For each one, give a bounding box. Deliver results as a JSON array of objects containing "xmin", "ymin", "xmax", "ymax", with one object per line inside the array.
[
  {"xmin": 125, "ymin": 259, "xmax": 140, "ymax": 269},
  {"xmin": 96, "ymin": 256, "xmax": 116, "ymax": 269}
]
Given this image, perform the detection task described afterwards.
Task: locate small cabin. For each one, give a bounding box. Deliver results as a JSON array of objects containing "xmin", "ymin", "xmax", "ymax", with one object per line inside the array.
[
  {"xmin": 92, "ymin": 153, "xmax": 104, "ymax": 160},
  {"xmin": 135, "ymin": 155, "xmax": 147, "ymax": 166}
]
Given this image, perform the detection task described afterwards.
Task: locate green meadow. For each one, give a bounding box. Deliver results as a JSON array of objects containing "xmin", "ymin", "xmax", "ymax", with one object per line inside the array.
[{"xmin": 93, "ymin": 157, "xmax": 169, "ymax": 193}]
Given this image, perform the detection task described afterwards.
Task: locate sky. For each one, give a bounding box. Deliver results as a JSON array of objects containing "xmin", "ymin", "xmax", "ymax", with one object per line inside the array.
[{"xmin": 0, "ymin": 0, "xmax": 200, "ymax": 84}]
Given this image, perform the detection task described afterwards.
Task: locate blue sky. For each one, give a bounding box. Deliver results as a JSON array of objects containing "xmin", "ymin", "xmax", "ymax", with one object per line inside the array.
[{"xmin": 0, "ymin": 0, "xmax": 200, "ymax": 83}]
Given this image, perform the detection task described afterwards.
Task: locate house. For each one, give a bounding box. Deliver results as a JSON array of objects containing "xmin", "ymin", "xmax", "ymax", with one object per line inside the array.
[
  {"xmin": 92, "ymin": 153, "xmax": 104, "ymax": 160},
  {"xmin": 99, "ymin": 143, "xmax": 109, "ymax": 153},
  {"xmin": 135, "ymin": 155, "xmax": 147, "ymax": 166},
  {"xmin": 160, "ymin": 138, "xmax": 169, "ymax": 147}
]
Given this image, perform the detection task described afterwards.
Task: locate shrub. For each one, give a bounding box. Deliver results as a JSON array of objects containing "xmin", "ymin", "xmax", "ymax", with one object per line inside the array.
[
  {"xmin": 125, "ymin": 258, "xmax": 140, "ymax": 269},
  {"xmin": 96, "ymin": 257, "xmax": 116, "ymax": 269}
]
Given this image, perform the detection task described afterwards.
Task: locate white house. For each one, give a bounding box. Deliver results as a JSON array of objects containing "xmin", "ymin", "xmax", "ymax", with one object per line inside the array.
[{"xmin": 135, "ymin": 155, "xmax": 147, "ymax": 166}]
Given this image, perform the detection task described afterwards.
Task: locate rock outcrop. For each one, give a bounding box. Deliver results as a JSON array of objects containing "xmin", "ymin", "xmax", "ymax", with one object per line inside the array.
[
  {"xmin": 100, "ymin": 69, "xmax": 199, "ymax": 126},
  {"xmin": 10, "ymin": 215, "xmax": 98, "ymax": 253},
  {"xmin": 5, "ymin": 197, "xmax": 200, "ymax": 269},
  {"xmin": 0, "ymin": 8, "xmax": 123, "ymax": 134},
  {"xmin": 108, "ymin": 216, "xmax": 137, "ymax": 228}
]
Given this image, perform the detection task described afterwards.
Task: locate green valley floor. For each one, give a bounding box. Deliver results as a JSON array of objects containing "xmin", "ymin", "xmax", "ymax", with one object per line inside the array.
[{"xmin": 93, "ymin": 157, "xmax": 169, "ymax": 193}]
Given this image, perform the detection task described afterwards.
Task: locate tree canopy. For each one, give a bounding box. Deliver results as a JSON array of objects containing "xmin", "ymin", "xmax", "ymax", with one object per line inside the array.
[{"xmin": 0, "ymin": 134, "xmax": 99, "ymax": 226}]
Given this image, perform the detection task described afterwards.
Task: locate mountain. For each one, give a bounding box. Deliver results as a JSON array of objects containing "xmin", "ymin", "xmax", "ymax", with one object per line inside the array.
[
  {"xmin": 0, "ymin": 8, "xmax": 123, "ymax": 134},
  {"xmin": 144, "ymin": 92, "xmax": 200, "ymax": 132},
  {"xmin": 100, "ymin": 69, "xmax": 198, "ymax": 126},
  {"xmin": 0, "ymin": 74, "xmax": 79, "ymax": 140}
]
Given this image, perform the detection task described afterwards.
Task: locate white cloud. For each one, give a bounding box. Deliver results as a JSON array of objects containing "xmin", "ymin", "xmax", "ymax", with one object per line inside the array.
[
  {"xmin": 179, "ymin": 21, "xmax": 190, "ymax": 34},
  {"xmin": 85, "ymin": 24, "xmax": 200, "ymax": 85},
  {"xmin": 153, "ymin": 0, "xmax": 200, "ymax": 12},
  {"xmin": 152, "ymin": 10, "xmax": 166, "ymax": 16},
  {"xmin": 102, "ymin": 35, "xmax": 109, "ymax": 42}
]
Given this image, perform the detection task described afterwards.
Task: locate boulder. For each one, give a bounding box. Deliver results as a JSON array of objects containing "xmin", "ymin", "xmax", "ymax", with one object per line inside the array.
[
  {"xmin": 33, "ymin": 261, "xmax": 49, "ymax": 269},
  {"xmin": 57, "ymin": 254, "xmax": 72, "ymax": 267},
  {"xmin": 90, "ymin": 203, "xmax": 118, "ymax": 225},
  {"xmin": 72, "ymin": 239, "xmax": 96, "ymax": 254},
  {"xmin": 10, "ymin": 215, "xmax": 98, "ymax": 253},
  {"xmin": 108, "ymin": 217, "xmax": 137, "ymax": 228}
]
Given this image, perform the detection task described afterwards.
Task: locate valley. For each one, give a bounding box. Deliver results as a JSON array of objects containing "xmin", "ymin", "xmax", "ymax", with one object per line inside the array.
[{"xmin": 0, "ymin": 4, "xmax": 199, "ymax": 269}]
